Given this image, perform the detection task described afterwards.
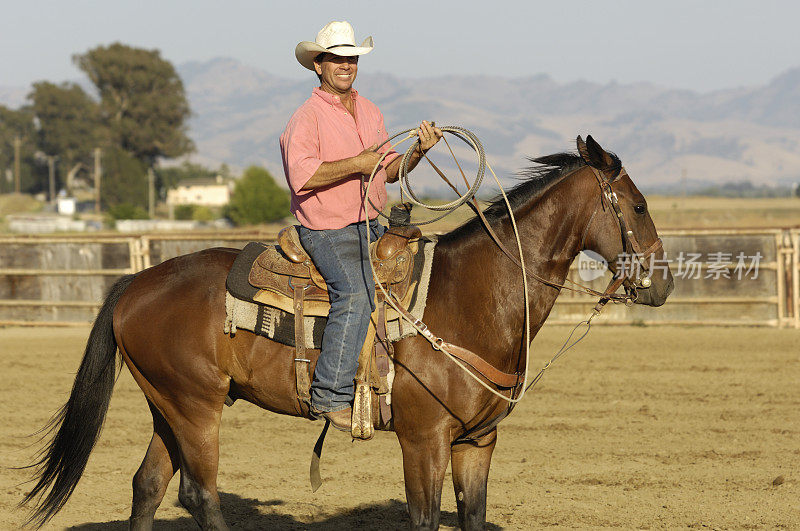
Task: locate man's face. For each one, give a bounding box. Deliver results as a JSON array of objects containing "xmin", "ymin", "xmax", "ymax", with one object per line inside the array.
[{"xmin": 314, "ymin": 53, "xmax": 359, "ymax": 95}]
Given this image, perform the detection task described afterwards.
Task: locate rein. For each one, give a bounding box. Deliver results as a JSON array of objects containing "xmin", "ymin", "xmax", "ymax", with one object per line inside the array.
[
  {"xmin": 426, "ymin": 152, "xmax": 663, "ymax": 312},
  {"xmin": 422, "ymin": 146, "xmax": 658, "ymax": 308},
  {"xmin": 361, "ymin": 129, "xmax": 663, "ymax": 405},
  {"xmin": 362, "ymin": 128, "xmax": 533, "ymax": 403}
]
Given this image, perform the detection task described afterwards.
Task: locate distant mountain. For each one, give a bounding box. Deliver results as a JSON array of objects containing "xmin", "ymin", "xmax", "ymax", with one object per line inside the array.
[
  {"xmin": 3, "ymin": 58, "xmax": 799, "ymax": 192},
  {"xmin": 177, "ymin": 58, "xmax": 800, "ymax": 192}
]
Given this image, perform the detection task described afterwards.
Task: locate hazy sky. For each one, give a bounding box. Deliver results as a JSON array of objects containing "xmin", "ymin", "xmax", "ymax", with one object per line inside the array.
[{"xmin": 2, "ymin": 0, "xmax": 799, "ymax": 92}]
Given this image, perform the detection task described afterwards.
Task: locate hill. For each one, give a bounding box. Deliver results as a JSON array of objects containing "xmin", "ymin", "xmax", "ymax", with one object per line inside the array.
[
  {"xmin": 178, "ymin": 58, "xmax": 800, "ymax": 192},
  {"xmin": 3, "ymin": 58, "xmax": 799, "ymax": 193}
]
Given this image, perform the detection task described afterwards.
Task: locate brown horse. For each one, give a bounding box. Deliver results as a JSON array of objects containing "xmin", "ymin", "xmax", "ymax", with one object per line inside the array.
[{"xmin": 24, "ymin": 136, "xmax": 673, "ymax": 530}]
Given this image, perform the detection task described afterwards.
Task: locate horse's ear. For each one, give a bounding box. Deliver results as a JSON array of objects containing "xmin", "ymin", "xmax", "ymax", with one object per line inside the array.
[
  {"xmin": 576, "ymin": 136, "xmax": 591, "ymax": 165},
  {"xmin": 579, "ymin": 135, "xmax": 620, "ymax": 181},
  {"xmin": 586, "ymin": 135, "xmax": 615, "ymax": 170}
]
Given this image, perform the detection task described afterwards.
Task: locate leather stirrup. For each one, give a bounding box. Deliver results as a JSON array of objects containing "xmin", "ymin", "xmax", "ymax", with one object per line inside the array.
[{"xmin": 293, "ymin": 282, "xmax": 312, "ymax": 405}]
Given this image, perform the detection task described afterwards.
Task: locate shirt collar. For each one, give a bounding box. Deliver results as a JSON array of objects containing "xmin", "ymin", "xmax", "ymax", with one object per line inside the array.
[{"xmin": 312, "ymin": 87, "xmax": 358, "ymax": 106}]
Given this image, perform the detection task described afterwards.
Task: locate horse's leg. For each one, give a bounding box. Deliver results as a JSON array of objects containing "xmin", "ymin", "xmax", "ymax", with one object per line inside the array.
[
  {"xmin": 397, "ymin": 429, "xmax": 451, "ymax": 530},
  {"xmin": 129, "ymin": 403, "xmax": 179, "ymax": 531},
  {"xmin": 450, "ymin": 429, "xmax": 497, "ymax": 531},
  {"xmin": 171, "ymin": 406, "xmax": 228, "ymax": 531}
]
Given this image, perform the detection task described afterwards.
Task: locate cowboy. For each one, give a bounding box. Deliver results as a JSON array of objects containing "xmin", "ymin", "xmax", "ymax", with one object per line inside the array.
[{"xmin": 280, "ymin": 21, "xmax": 442, "ymax": 430}]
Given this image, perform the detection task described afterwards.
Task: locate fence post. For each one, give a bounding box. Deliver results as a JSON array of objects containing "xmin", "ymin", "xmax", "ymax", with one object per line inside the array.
[
  {"xmin": 776, "ymin": 233, "xmax": 785, "ymax": 328},
  {"xmin": 128, "ymin": 237, "xmax": 140, "ymax": 273},
  {"xmin": 140, "ymin": 236, "xmax": 151, "ymax": 270},
  {"xmin": 793, "ymin": 229, "xmax": 799, "ymax": 329}
]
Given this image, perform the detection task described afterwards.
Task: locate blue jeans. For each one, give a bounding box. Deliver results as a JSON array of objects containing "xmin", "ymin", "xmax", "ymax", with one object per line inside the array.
[{"xmin": 297, "ymin": 219, "xmax": 386, "ymax": 412}]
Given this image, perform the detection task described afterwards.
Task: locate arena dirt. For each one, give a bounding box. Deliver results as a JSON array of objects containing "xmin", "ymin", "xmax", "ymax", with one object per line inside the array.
[{"xmin": 1, "ymin": 325, "xmax": 798, "ymax": 529}]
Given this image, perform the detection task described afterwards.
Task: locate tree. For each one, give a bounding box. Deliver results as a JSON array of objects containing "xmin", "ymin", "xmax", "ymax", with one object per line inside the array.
[
  {"xmin": 0, "ymin": 105, "xmax": 39, "ymax": 194},
  {"xmin": 226, "ymin": 166, "xmax": 289, "ymax": 226},
  {"xmin": 174, "ymin": 204, "xmax": 214, "ymax": 222},
  {"xmin": 28, "ymin": 81, "xmax": 104, "ymax": 190},
  {"xmin": 73, "ymin": 43, "xmax": 193, "ymax": 166},
  {"xmin": 101, "ymin": 146, "xmax": 147, "ymax": 210}
]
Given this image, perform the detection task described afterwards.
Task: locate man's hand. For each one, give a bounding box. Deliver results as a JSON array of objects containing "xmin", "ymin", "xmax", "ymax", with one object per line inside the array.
[
  {"xmin": 385, "ymin": 122, "xmax": 444, "ymax": 183},
  {"xmin": 302, "ymin": 143, "xmax": 385, "ymax": 190},
  {"xmin": 357, "ymin": 143, "xmax": 385, "ymax": 174},
  {"xmin": 417, "ymin": 121, "xmax": 443, "ymax": 152}
]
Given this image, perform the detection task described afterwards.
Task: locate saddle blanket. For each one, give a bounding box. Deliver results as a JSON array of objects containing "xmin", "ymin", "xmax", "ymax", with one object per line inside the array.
[{"xmin": 223, "ymin": 237, "xmax": 437, "ymax": 349}]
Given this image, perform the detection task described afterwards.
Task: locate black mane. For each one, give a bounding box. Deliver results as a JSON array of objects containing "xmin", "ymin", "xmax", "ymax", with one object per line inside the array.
[
  {"xmin": 484, "ymin": 152, "xmax": 586, "ymax": 217},
  {"xmin": 440, "ymin": 152, "xmax": 596, "ymax": 242}
]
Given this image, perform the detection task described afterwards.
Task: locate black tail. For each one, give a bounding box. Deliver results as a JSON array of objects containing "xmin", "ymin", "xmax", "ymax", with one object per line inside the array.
[{"xmin": 20, "ymin": 274, "xmax": 136, "ymax": 527}]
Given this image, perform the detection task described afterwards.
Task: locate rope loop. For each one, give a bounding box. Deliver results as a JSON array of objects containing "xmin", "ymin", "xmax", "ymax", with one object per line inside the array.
[
  {"xmin": 363, "ymin": 126, "xmax": 599, "ymax": 404},
  {"xmin": 369, "ymin": 126, "xmax": 486, "ymax": 225},
  {"xmin": 363, "ymin": 126, "xmax": 533, "ymax": 403}
]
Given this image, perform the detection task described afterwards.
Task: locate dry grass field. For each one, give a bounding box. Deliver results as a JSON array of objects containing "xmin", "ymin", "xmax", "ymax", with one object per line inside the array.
[
  {"xmin": 645, "ymin": 196, "xmax": 800, "ymax": 230},
  {"xmin": 1, "ymin": 324, "xmax": 798, "ymax": 529},
  {"xmin": 0, "ymin": 194, "xmax": 44, "ymax": 231},
  {"xmin": 0, "ymin": 194, "xmax": 43, "ymax": 217},
  {"xmin": 404, "ymin": 195, "xmax": 800, "ymax": 234}
]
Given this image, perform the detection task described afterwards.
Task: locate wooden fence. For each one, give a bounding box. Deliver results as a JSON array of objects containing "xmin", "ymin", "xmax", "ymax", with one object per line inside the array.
[
  {"xmin": 0, "ymin": 229, "xmax": 798, "ymax": 328},
  {"xmin": 550, "ymin": 228, "xmax": 798, "ymax": 328}
]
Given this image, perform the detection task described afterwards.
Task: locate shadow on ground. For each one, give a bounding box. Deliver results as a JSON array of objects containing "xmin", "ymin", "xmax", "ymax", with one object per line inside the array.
[{"xmin": 68, "ymin": 492, "xmax": 502, "ymax": 530}]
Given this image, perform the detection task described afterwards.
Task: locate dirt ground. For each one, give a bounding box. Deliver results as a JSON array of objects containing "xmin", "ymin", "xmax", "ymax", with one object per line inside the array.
[{"xmin": 1, "ymin": 324, "xmax": 798, "ymax": 530}]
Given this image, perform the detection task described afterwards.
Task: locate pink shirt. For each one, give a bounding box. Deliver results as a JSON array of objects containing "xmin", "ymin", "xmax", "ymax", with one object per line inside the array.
[{"xmin": 280, "ymin": 88, "xmax": 399, "ymax": 230}]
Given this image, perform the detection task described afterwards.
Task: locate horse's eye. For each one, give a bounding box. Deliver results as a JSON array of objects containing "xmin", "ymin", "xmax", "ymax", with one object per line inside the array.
[{"xmin": 634, "ymin": 204, "xmax": 646, "ymax": 215}]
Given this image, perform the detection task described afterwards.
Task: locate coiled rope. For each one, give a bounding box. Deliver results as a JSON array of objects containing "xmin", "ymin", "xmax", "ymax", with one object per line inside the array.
[
  {"xmin": 369, "ymin": 126, "xmax": 486, "ymax": 226},
  {"xmin": 363, "ymin": 126, "xmax": 533, "ymax": 403}
]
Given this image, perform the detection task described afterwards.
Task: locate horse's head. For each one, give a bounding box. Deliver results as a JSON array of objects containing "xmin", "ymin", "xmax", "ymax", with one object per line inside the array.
[{"xmin": 577, "ymin": 135, "xmax": 674, "ymax": 307}]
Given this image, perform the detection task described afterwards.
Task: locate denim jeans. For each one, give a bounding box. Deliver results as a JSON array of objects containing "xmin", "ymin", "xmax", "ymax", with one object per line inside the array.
[{"xmin": 297, "ymin": 219, "xmax": 386, "ymax": 412}]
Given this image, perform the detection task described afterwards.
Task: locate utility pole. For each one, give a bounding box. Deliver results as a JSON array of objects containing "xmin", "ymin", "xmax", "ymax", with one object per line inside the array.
[
  {"xmin": 13, "ymin": 136, "xmax": 21, "ymax": 194},
  {"xmin": 47, "ymin": 155, "xmax": 56, "ymax": 204},
  {"xmin": 93, "ymin": 148, "xmax": 102, "ymax": 214},
  {"xmin": 148, "ymin": 167, "xmax": 155, "ymax": 218},
  {"xmin": 681, "ymin": 168, "xmax": 687, "ymax": 196}
]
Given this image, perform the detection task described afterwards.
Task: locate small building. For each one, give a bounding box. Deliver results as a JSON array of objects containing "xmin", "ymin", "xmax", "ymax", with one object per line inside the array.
[
  {"xmin": 166, "ymin": 176, "xmax": 231, "ymax": 207},
  {"xmin": 57, "ymin": 197, "xmax": 76, "ymax": 215}
]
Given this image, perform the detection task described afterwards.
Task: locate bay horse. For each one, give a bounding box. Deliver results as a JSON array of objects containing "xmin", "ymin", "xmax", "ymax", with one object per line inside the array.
[{"xmin": 23, "ymin": 136, "xmax": 673, "ymax": 530}]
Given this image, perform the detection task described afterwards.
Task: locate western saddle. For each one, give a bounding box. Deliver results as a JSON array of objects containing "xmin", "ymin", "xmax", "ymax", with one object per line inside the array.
[{"xmin": 246, "ymin": 224, "xmax": 422, "ymax": 439}]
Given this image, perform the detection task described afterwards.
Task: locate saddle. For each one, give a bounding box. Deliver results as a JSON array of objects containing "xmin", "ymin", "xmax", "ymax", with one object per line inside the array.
[
  {"xmin": 246, "ymin": 224, "xmax": 422, "ymax": 439},
  {"xmin": 248, "ymin": 225, "xmax": 421, "ymax": 316}
]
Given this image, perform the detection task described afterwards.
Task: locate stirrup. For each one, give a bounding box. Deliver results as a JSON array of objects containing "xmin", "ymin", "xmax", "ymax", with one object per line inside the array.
[{"xmin": 351, "ymin": 381, "xmax": 374, "ymax": 440}]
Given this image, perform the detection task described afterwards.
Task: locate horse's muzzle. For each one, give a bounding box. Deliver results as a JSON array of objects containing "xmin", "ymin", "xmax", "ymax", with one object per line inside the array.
[{"xmin": 634, "ymin": 273, "xmax": 674, "ymax": 307}]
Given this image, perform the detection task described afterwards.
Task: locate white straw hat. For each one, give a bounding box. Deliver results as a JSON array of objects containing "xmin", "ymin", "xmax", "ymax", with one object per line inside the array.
[{"xmin": 295, "ymin": 21, "xmax": 374, "ymax": 71}]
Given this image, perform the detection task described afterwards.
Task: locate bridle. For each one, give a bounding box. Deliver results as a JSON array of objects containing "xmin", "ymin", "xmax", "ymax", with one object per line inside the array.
[
  {"xmin": 462, "ymin": 162, "xmax": 664, "ymax": 313},
  {"xmin": 586, "ymin": 165, "xmax": 664, "ymax": 313},
  {"xmin": 441, "ymin": 162, "xmax": 667, "ymax": 440},
  {"xmin": 420, "ymin": 162, "xmax": 667, "ymax": 440},
  {"xmin": 390, "ymin": 161, "xmax": 665, "ymax": 394},
  {"xmin": 370, "ymin": 128, "xmax": 663, "ymax": 312},
  {"xmin": 366, "ymin": 133, "xmax": 667, "ymax": 405}
]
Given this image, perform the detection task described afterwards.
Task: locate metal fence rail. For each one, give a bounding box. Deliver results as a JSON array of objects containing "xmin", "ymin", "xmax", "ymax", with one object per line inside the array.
[{"xmin": 0, "ymin": 229, "xmax": 797, "ymax": 328}]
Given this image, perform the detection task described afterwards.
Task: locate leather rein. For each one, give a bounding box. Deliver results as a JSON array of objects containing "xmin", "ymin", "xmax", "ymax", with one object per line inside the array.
[
  {"xmin": 404, "ymin": 160, "xmax": 664, "ymax": 391},
  {"xmin": 427, "ymin": 150, "xmax": 663, "ymax": 310}
]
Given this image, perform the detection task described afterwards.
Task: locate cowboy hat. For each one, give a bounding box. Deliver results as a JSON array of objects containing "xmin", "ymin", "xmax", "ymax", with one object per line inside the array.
[{"xmin": 295, "ymin": 21, "xmax": 374, "ymax": 71}]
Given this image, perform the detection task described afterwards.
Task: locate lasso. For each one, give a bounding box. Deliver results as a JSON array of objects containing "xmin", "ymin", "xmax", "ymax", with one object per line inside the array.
[{"xmin": 362, "ymin": 126, "xmax": 533, "ymax": 403}]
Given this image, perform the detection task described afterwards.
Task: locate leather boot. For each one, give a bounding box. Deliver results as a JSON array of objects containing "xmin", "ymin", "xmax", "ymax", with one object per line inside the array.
[{"xmin": 318, "ymin": 407, "xmax": 352, "ymax": 432}]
